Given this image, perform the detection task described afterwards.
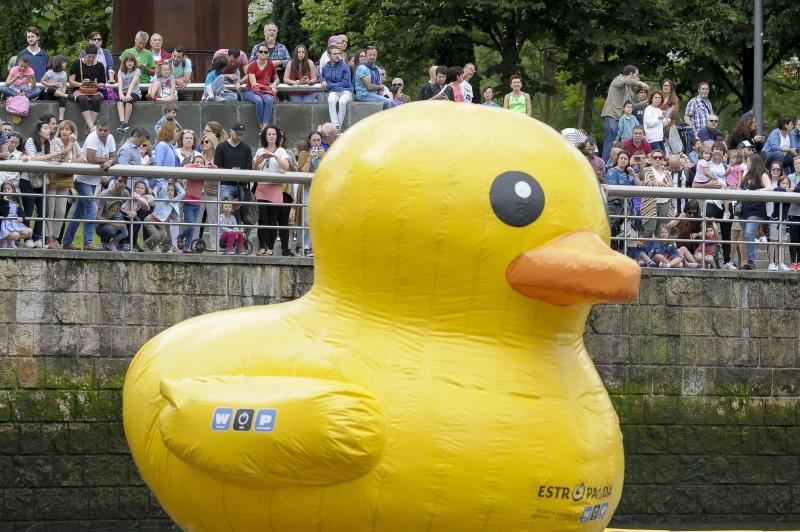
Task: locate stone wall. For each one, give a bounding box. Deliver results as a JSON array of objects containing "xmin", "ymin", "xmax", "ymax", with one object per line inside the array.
[
  {"xmin": 0, "ymin": 251, "xmax": 313, "ymax": 529},
  {"xmin": 0, "ymin": 255, "xmax": 797, "ymax": 529},
  {"xmin": 589, "ymin": 270, "xmax": 800, "ymax": 528}
]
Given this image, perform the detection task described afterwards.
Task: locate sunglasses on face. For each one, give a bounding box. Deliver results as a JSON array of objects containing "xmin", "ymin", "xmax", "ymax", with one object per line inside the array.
[
  {"xmin": 652, "ymin": 156, "xmax": 663, "ymax": 160},
  {"xmin": 772, "ymin": 167, "xmax": 782, "ymax": 171},
  {"xmin": 257, "ymin": 50, "xmax": 268, "ymax": 54},
  {"xmin": 709, "ymin": 120, "xmax": 718, "ymax": 123}
]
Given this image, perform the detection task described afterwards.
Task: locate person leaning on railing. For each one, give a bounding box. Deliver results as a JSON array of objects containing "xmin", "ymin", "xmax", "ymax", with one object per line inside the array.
[{"xmin": 739, "ymin": 153, "xmax": 773, "ymax": 270}]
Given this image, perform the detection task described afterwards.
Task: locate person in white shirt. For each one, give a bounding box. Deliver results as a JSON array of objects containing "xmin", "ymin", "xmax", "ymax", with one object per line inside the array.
[
  {"xmin": 62, "ymin": 122, "xmax": 116, "ymax": 250},
  {"xmin": 459, "ymin": 63, "xmax": 476, "ymax": 103}
]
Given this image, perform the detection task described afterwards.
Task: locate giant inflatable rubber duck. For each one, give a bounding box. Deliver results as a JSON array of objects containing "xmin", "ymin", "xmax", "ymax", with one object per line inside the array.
[{"xmin": 123, "ymin": 102, "xmax": 640, "ymax": 531}]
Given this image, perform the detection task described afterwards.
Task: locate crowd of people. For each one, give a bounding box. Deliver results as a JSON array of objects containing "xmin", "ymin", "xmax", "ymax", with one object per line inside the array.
[
  {"xmin": 587, "ymin": 64, "xmax": 800, "ymax": 271},
  {"xmin": 0, "ymin": 22, "xmax": 548, "ymax": 258},
  {"xmin": 0, "ymin": 111, "xmax": 337, "ymax": 256}
]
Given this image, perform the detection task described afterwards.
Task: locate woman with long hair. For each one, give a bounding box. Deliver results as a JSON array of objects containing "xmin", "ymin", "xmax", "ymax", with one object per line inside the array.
[
  {"xmin": 739, "ymin": 153, "xmax": 773, "ymax": 270},
  {"xmin": 284, "ymin": 45, "xmax": 318, "ymax": 103},
  {"xmin": 47, "ymin": 120, "xmax": 85, "ymax": 249},
  {"xmin": 22, "ymin": 120, "xmax": 65, "ymax": 247},
  {"xmin": 253, "ymin": 126, "xmax": 293, "ymax": 256},
  {"xmin": 643, "ymin": 91, "xmax": 670, "ymax": 152},
  {"xmin": 729, "ymin": 114, "xmax": 765, "ymax": 151}
]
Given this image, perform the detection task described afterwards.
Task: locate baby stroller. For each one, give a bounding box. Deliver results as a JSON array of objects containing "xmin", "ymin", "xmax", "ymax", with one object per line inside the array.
[{"xmin": 189, "ymin": 184, "xmax": 255, "ymax": 255}]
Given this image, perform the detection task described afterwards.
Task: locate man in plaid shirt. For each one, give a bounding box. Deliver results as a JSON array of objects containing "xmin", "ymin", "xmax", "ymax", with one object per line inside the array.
[{"xmin": 684, "ymin": 82, "xmax": 713, "ymax": 136}]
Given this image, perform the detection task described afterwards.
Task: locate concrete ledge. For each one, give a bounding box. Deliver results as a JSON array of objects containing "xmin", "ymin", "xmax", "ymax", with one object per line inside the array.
[
  {"xmin": 0, "ymin": 101, "xmax": 383, "ymax": 145},
  {"xmin": 0, "ymin": 247, "xmax": 314, "ymax": 266}
]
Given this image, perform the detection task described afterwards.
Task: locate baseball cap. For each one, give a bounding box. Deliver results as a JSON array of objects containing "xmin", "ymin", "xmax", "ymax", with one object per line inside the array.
[{"xmin": 231, "ymin": 122, "xmax": 245, "ymax": 133}]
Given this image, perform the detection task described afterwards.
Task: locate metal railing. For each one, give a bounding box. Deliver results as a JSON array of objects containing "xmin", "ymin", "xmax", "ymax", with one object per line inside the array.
[
  {"xmin": 0, "ymin": 82, "xmax": 324, "ymax": 94},
  {"xmin": 0, "ymin": 160, "xmax": 314, "ymax": 257},
  {"xmin": 606, "ymin": 185, "xmax": 800, "ymax": 270}
]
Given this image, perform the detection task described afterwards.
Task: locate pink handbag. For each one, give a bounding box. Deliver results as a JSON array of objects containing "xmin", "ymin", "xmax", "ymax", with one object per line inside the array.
[{"xmin": 5, "ymin": 94, "xmax": 30, "ymax": 117}]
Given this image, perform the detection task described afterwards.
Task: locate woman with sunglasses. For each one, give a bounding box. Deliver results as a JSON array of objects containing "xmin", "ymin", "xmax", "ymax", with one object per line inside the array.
[
  {"xmin": 78, "ymin": 32, "xmax": 115, "ymax": 83},
  {"xmin": 640, "ymin": 150, "xmax": 675, "ymax": 238},
  {"xmin": 243, "ymin": 45, "xmax": 280, "ymax": 131},
  {"xmin": 197, "ymin": 133, "xmax": 220, "ymax": 251}
]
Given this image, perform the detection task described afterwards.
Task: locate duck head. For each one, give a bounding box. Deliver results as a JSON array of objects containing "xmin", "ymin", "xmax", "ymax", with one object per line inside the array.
[{"xmin": 308, "ymin": 103, "xmax": 640, "ymax": 329}]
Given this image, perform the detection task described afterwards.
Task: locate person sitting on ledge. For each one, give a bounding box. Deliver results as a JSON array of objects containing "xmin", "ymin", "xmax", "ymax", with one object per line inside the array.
[
  {"xmin": 284, "ymin": 45, "xmax": 318, "ymax": 103},
  {"xmin": 354, "ymin": 46, "xmax": 395, "ymax": 110}
]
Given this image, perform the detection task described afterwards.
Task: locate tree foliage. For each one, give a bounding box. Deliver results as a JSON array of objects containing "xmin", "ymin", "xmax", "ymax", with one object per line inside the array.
[{"xmin": 1, "ymin": 0, "xmax": 112, "ymax": 75}]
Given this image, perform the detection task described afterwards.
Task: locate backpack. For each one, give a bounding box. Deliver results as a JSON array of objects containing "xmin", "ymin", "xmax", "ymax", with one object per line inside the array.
[{"xmin": 5, "ymin": 94, "xmax": 30, "ymax": 117}]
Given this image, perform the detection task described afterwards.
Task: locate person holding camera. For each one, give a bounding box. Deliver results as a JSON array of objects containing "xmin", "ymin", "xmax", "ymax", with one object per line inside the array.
[{"xmin": 68, "ymin": 44, "xmax": 106, "ymax": 133}]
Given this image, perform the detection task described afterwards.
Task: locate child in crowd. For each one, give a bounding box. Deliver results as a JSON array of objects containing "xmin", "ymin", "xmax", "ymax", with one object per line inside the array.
[
  {"xmin": 687, "ymin": 139, "xmax": 702, "ymax": 168},
  {"xmin": 646, "ymin": 225, "xmax": 697, "ymax": 268},
  {"xmin": 149, "ymin": 62, "xmax": 177, "ymax": 101},
  {"xmin": 139, "ymin": 140, "xmax": 153, "ymax": 165},
  {"xmin": 219, "ymin": 203, "xmax": 245, "ymax": 254},
  {"xmin": 726, "ymin": 149, "xmax": 745, "ymax": 189},
  {"xmin": 0, "ymin": 181, "xmax": 33, "ymax": 248},
  {"xmin": 144, "ymin": 180, "xmax": 184, "ymax": 252},
  {"xmin": 626, "ymin": 238, "xmax": 656, "ymax": 267},
  {"xmin": 694, "ymin": 225, "xmax": 719, "ymax": 268},
  {"xmin": 615, "ymin": 101, "xmax": 639, "ymax": 142},
  {"xmin": 41, "ymin": 55, "xmax": 68, "ymax": 121},
  {"xmin": 694, "ymin": 146, "xmax": 712, "ymax": 185},
  {"xmin": 154, "ymin": 102, "xmax": 181, "ymax": 134},
  {"xmin": 0, "ymin": 55, "xmax": 40, "ymax": 101},
  {"xmin": 767, "ymin": 175, "xmax": 792, "ymax": 271},
  {"xmin": 122, "ymin": 180, "xmax": 154, "ymax": 252},
  {"xmin": 116, "ymin": 52, "xmax": 142, "ymax": 134}
]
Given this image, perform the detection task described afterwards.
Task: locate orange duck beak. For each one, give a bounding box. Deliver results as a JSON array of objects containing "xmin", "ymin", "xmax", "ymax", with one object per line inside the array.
[{"xmin": 506, "ymin": 231, "xmax": 641, "ymax": 306}]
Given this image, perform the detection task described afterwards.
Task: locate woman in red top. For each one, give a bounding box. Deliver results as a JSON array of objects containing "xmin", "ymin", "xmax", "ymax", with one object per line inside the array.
[
  {"xmin": 283, "ymin": 45, "xmax": 318, "ymax": 103},
  {"xmin": 242, "ymin": 44, "xmax": 280, "ymax": 131}
]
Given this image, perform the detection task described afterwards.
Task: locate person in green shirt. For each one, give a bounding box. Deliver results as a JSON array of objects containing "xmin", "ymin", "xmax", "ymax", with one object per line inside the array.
[{"xmin": 121, "ymin": 31, "xmax": 156, "ymax": 96}]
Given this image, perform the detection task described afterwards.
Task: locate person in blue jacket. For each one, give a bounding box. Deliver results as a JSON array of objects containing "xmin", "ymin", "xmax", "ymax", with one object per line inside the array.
[
  {"xmin": 762, "ymin": 116, "xmax": 797, "ymax": 172},
  {"xmin": 321, "ymin": 46, "xmax": 354, "ymax": 131}
]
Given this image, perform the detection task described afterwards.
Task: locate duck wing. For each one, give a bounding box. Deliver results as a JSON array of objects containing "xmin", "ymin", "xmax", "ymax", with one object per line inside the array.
[{"xmin": 155, "ymin": 375, "xmax": 386, "ymax": 486}]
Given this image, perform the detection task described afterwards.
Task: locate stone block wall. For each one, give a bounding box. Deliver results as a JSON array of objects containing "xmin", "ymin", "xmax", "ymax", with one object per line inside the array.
[
  {"xmin": 588, "ymin": 270, "xmax": 800, "ymax": 528},
  {"xmin": 0, "ymin": 255, "xmax": 797, "ymax": 529},
  {"xmin": 0, "ymin": 251, "xmax": 312, "ymax": 529}
]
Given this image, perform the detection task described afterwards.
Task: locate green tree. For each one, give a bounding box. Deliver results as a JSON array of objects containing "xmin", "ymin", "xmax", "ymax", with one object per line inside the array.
[{"xmin": 272, "ymin": 0, "xmax": 312, "ymax": 56}]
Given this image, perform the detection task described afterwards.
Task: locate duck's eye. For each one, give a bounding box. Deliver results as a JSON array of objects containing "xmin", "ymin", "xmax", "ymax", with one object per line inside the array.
[{"xmin": 490, "ymin": 171, "xmax": 545, "ymax": 227}]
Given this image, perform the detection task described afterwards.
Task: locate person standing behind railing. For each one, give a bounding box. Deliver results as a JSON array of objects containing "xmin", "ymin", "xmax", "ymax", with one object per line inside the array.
[
  {"xmin": 253, "ymin": 125, "xmax": 291, "ymax": 256},
  {"xmin": 739, "ymin": 153, "xmax": 773, "ymax": 270},
  {"xmin": 62, "ymin": 122, "xmax": 115, "ymax": 251},
  {"xmin": 788, "ymin": 170, "xmax": 800, "ymax": 270},
  {"xmin": 22, "ymin": 121, "xmax": 65, "ymax": 248},
  {"xmin": 152, "ymin": 121, "xmax": 180, "ymax": 197},
  {"xmin": 48, "ymin": 120, "xmax": 85, "ymax": 250},
  {"xmin": 641, "ymin": 149, "xmax": 675, "ymax": 238},
  {"xmin": 198, "ymin": 133, "xmax": 220, "ymax": 251}
]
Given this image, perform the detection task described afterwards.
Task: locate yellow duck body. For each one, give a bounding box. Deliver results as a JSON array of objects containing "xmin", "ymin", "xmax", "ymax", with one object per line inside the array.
[{"xmin": 123, "ymin": 102, "xmax": 640, "ymax": 532}]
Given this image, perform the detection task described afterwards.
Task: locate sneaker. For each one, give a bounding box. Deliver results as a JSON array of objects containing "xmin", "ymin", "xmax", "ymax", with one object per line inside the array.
[
  {"xmin": 791, "ymin": 263, "xmax": 800, "ymax": 271},
  {"xmin": 102, "ymin": 241, "xmax": 118, "ymax": 252},
  {"xmin": 686, "ymin": 263, "xmax": 700, "ymax": 269},
  {"xmin": 266, "ymin": 249, "xmax": 273, "ymax": 256},
  {"xmin": 33, "ymin": 239, "xmax": 43, "ymax": 248},
  {"xmin": 120, "ymin": 243, "xmax": 131, "ymax": 252},
  {"xmin": 225, "ymin": 249, "xmax": 234, "ymax": 255},
  {"xmin": 768, "ymin": 262, "xmax": 779, "ymax": 271},
  {"xmin": 23, "ymin": 239, "xmax": 34, "ymax": 249},
  {"xmin": 116, "ymin": 125, "xmax": 126, "ymax": 134},
  {"xmin": 659, "ymin": 262, "xmax": 670, "ymax": 268},
  {"xmin": 304, "ymin": 248, "xmax": 314, "ymax": 258},
  {"xmin": 62, "ymin": 243, "xmax": 78, "ymax": 250},
  {"xmin": 133, "ymin": 245, "xmax": 144, "ymax": 253},
  {"xmin": 742, "ymin": 262, "xmax": 755, "ymax": 271},
  {"xmin": 281, "ymin": 248, "xmax": 295, "ymax": 257},
  {"xmin": 83, "ymin": 243, "xmax": 99, "ymax": 251},
  {"xmin": 722, "ymin": 262, "xmax": 738, "ymax": 270},
  {"xmin": 780, "ymin": 263, "xmax": 790, "ymax": 271},
  {"xmin": 8, "ymin": 240, "xmax": 17, "ymax": 249}
]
